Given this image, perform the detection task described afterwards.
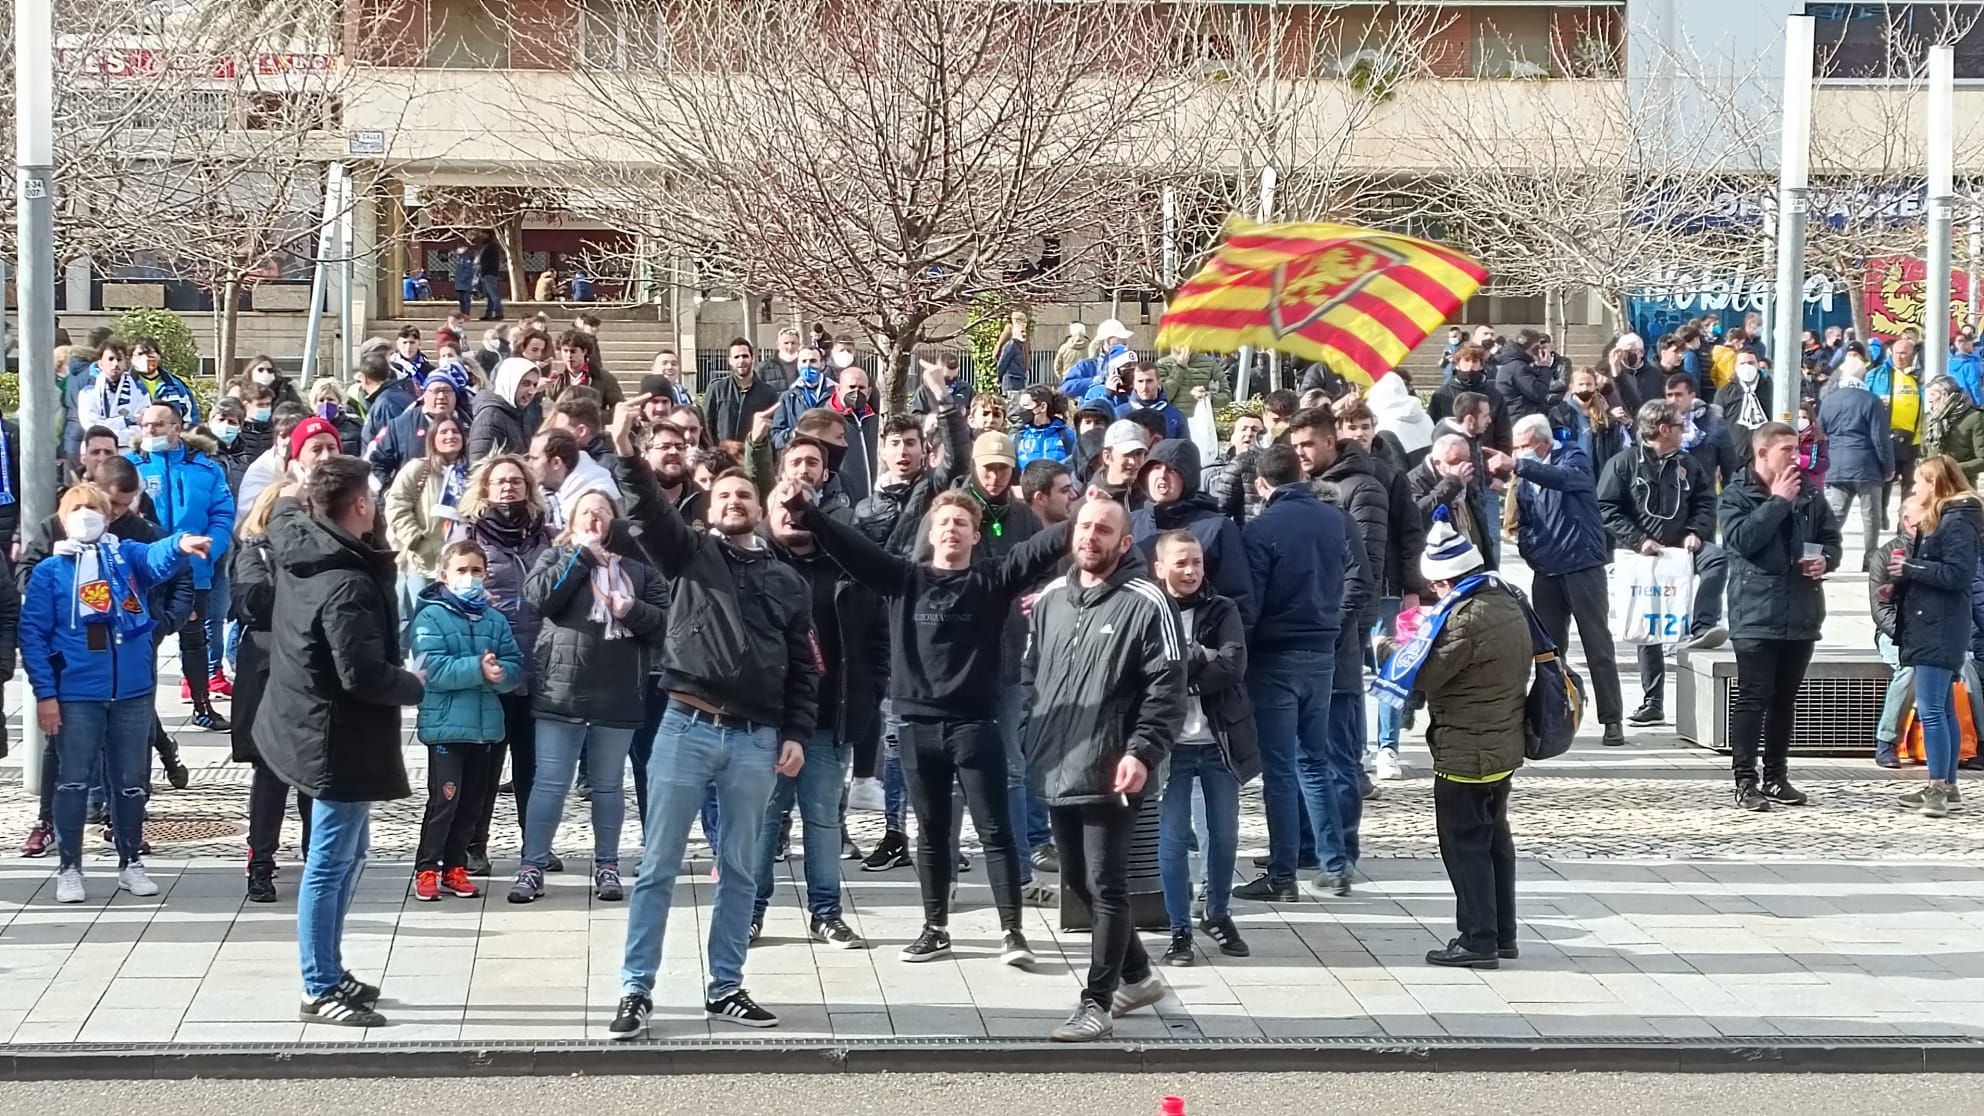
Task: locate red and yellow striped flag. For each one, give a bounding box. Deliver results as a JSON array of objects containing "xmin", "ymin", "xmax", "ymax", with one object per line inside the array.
[{"xmin": 1156, "ymin": 219, "xmax": 1488, "ymax": 387}]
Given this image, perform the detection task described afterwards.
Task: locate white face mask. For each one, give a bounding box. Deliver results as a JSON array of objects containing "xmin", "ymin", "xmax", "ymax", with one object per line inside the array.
[
  {"xmin": 831, "ymin": 350, "xmax": 855, "ymax": 369},
  {"xmin": 1736, "ymin": 363, "xmax": 1759, "ymax": 385},
  {"xmin": 66, "ymin": 508, "xmax": 107, "ymax": 543},
  {"xmin": 132, "ymin": 354, "xmax": 152, "ymax": 373},
  {"xmin": 252, "ymin": 368, "xmax": 277, "ymax": 386}
]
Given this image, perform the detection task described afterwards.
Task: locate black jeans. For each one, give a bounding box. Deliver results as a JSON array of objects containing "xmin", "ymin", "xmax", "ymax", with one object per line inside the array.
[
  {"xmin": 180, "ymin": 589, "xmax": 212, "ymax": 705},
  {"xmin": 1531, "ymin": 565, "xmax": 1624, "ymax": 726},
  {"xmin": 1052, "ymin": 799, "xmax": 1152, "ymax": 1008},
  {"xmin": 897, "ymin": 717, "xmax": 1022, "ymax": 930},
  {"xmin": 247, "ymin": 759, "xmax": 311, "ymax": 871},
  {"xmin": 417, "ymin": 742, "xmax": 503, "ymax": 871},
  {"xmin": 1433, "ymin": 776, "xmax": 1517, "ymax": 955},
  {"xmin": 1729, "ymin": 637, "xmax": 1815, "ymax": 788},
  {"xmin": 470, "ymin": 691, "xmax": 537, "ymax": 859}
]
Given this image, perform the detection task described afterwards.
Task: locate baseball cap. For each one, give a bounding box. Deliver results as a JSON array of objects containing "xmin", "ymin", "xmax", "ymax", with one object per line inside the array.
[
  {"xmin": 289, "ymin": 415, "xmax": 341, "ymax": 461},
  {"xmin": 972, "ymin": 431, "xmax": 1017, "ymax": 469},
  {"xmin": 1103, "ymin": 420, "xmax": 1147, "ymax": 453},
  {"xmin": 1096, "ymin": 318, "xmax": 1134, "ymax": 343}
]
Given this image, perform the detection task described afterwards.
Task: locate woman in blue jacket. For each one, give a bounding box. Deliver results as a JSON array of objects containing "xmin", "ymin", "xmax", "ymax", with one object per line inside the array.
[
  {"xmin": 19, "ymin": 484, "xmax": 209, "ymax": 903},
  {"xmin": 1013, "ymin": 389, "xmax": 1075, "ymax": 469},
  {"xmin": 1888, "ymin": 455, "xmax": 1982, "ymax": 818}
]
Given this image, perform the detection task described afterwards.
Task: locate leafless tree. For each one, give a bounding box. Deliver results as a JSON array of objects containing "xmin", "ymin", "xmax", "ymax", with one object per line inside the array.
[{"xmin": 523, "ymin": 0, "xmax": 1194, "ymax": 408}]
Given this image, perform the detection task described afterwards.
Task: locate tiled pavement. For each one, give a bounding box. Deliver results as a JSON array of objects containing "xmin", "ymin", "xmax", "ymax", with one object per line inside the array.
[{"xmin": 1, "ymin": 548, "xmax": 1982, "ymax": 1048}]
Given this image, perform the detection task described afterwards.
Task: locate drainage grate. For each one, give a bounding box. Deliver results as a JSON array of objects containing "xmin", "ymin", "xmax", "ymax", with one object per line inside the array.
[{"xmin": 143, "ymin": 818, "xmax": 246, "ymax": 843}]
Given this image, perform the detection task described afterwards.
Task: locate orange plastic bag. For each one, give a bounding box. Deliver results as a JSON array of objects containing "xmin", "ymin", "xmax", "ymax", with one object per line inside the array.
[{"xmin": 1898, "ymin": 678, "xmax": 1983, "ymax": 764}]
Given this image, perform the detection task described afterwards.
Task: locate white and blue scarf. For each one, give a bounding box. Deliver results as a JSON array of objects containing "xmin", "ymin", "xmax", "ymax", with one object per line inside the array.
[{"xmin": 1370, "ymin": 572, "xmax": 1498, "ymax": 710}]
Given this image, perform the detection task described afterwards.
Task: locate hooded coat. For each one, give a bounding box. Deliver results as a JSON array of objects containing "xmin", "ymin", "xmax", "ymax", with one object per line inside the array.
[
  {"xmin": 469, "ymin": 357, "xmax": 539, "ymax": 463},
  {"xmin": 1129, "ymin": 439, "xmax": 1256, "ymax": 626}
]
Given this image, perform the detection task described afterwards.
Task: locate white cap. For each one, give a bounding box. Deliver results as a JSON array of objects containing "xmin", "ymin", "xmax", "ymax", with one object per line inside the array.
[{"xmin": 1096, "ymin": 318, "xmax": 1134, "ymax": 343}]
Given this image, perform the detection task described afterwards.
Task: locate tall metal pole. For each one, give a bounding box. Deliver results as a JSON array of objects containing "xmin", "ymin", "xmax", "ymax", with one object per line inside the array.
[
  {"xmin": 1968, "ymin": 213, "xmax": 1980, "ymax": 331},
  {"xmin": 298, "ymin": 163, "xmax": 344, "ymax": 381},
  {"xmin": 1160, "ymin": 185, "xmax": 1178, "ymax": 291},
  {"xmin": 1234, "ymin": 166, "xmax": 1277, "ymax": 401},
  {"xmin": 1771, "ymin": 16, "xmax": 1815, "ymax": 423},
  {"xmin": 1926, "ymin": 45, "xmax": 1956, "ymax": 382},
  {"xmin": 338, "ymin": 171, "xmax": 357, "ymax": 375},
  {"xmin": 15, "ymin": 0, "xmax": 57, "ymax": 787}
]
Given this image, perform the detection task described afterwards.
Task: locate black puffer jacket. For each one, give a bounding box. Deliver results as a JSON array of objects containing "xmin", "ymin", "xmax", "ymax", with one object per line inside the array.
[
  {"xmin": 612, "ymin": 454, "xmax": 819, "ymax": 743},
  {"xmin": 227, "ymin": 533, "xmax": 277, "ymax": 764},
  {"xmin": 1175, "ymin": 586, "xmax": 1259, "ymax": 783},
  {"xmin": 468, "ymin": 390, "xmax": 532, "ymax": 464},
  {"xmin": 1894, "ymin": 498, "xmax": 1984, "ymax": 670},
  {"xmin": 1310, "ymin": 441, "xmax": 1394, "ymax": 629},
  {"xmin": 524, "ymin": 544, "xmax": 668, "ymax": 728},
  {"xmin": 469, "ymin": 509, "xmax": 551, "ymax": 688},
  {"xmin": 253, "ymin": 505, "xmax": 423, "ymax": 802},
  {"xmin": 1022, "ymin": 559, "xmax": 1186, "ymax": 806},
  {"xmin": 1493, "ymin": 339, "xmax": 1556, "ymax": 423},
  {"xmin": 1717, "ymin": 467, "xmax": 1841, "ymax": 642},
  {"xmin": 1130, "ymin": 439, "xmax": 1255, "ymax": 626}
]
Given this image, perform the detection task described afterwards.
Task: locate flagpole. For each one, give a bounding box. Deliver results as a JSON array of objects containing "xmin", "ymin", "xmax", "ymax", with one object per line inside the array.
[{"xmin": 1234, "ymin": 167, "xmax": 1277, "ymax": 401}]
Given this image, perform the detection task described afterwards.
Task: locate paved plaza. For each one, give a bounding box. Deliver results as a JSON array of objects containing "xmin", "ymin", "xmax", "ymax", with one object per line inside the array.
[{"xmin": 0, "ymin": 549, "xmax": 1980, "ymax": 1051}]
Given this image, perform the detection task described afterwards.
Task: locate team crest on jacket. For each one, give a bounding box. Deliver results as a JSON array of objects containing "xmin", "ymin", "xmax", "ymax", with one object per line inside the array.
[
  {"xmin": 1267, "ymin": 240, "xmax": 1405, "ymax": 339},
  {"xmin": 79, "ymin": 579, "xmax": 112, "ymax": 614}
]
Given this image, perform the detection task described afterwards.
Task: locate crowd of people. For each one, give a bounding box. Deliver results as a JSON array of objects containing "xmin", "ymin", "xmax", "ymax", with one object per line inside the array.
[{"xmin": 0, "ymin": 303, "xmax": 1973, "ymax": 1043}]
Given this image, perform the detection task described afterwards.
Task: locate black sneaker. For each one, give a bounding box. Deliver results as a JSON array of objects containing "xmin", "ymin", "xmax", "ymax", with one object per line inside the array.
[
  {"xmin": 246, "ymin": 865, "xmax": 277, "ymax": 904},
  {"xmin": 336, "ymin": 972, "xmax": 381, "ymax": 1007},
  {"xmin": 300, "ymin": 986, "xmax": 385, "ymax": 1026},
  {"xmin": 191, "ymin": 708, "xmax": 230, "ymax": 733},
  {"xmin": 1735, "ymin": 784, "xmax": 1771, "ymax": 811},
  {"xmin": 1232, "ymin": 874, "xmax": 1297, "ymax": 903},
  {"xmin": 810, "ymin": 916, "xmax": 865, "ymax": 950},
  {"xmin": 1601, "ymin": 723, "xmax": 1626, "ymax": 747},
  {"xmin": 748, "ymin": 918, "xmax": 763, "ymax": 943},
  {"xmin": 1162, "ymin": 930, "xmax": 1195, "ymax": 967},
  {"xmin": 840, "ymin": 833, "xmax": 863, "ymax": 861},
  {"xmin": 1000, "ymin": 929, "xmax": 1036, "ymax": 968},
  {"xmin": 1250, "ymin": 854, "xmax": 1322, "ymax": 871},
  {"xmin": 900, "ymin": 925, "xmax": 953, "ymax": 963},
  {"xmin": 862, "ymin": 831, "xmax": 910, "ymax": 872},
  {"xmin": 1030, "ymin": 843, "xmax": 1059, "ymax": 874},
  {"xmin": 545, "ymin": 851, "xmax": 565, "ymax": 873},
  {"xmin": 609, "ymin": 993, "xmax": 651, "ymax": 1040},
  {"xmin": 163, "ymin": 756, "xmax": 192, "ymax": 788},
  {"xmin": 1200, "ymin": 914, "xmax": 1250, "ymax": 957},
  {"xmin": 1628, "ymin": 703, "xmax": 1663, "ymax": 726},
  {"xmin": 706, "ymin": 988, "xmax": 778, "ymax": 1028},
  {"xmin": 1425, "ymin": 940, "xmax": 1499, "ymax": 969},
  {"xmin": 464, "ymin": 851, "xmax": 492, "ymax": 877},
  {"xmin": 1762, "ymin": 780, "xmax": 1808, "ymax": 806},
  {"xmin": 1498, "ymin": 944, "xmax": 1520, "ymax": 960}
]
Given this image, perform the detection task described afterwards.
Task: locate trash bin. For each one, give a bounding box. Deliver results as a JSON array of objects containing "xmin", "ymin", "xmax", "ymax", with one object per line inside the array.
[{"xmin": 1056, "ymin": 794, "xmax": 1169, "ymax": 933}]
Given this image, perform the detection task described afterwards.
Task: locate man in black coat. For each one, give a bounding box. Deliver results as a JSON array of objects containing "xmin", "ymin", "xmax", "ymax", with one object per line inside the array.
[
  {"xmin": 1493, "ymin": 330, "xmax": 1559, "ymax": 424},
  {"xmin": 1597, "ymin": 399, "xmax": 1731, "ymax": 726},
  {"xmin": 255, "ymin": 455, "xmax": 424, "ymax": 1028},
  {"xmin": 1429, "ymin": 344, "xmax": 1511, "ymax": 452}
]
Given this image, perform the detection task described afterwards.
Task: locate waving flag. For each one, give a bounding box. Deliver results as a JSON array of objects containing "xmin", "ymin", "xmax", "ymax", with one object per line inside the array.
[{"xmin": 1156, "ymin": 219, "xmax": 1488, "ymax": 387}]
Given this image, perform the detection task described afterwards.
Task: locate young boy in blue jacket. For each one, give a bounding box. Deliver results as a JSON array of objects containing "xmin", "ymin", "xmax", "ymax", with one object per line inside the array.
[{"xmin": 409, "ymin": 539, "xmax": 524, "ymax": 902}]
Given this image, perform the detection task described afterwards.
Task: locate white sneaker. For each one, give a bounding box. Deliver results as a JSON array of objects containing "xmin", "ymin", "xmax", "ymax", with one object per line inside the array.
[
  {"xmin": 1376, "ymin": 750, "xmax": 1404, "ymax": 781},
  {"xmin": 119, "ymin": 862, "xmax": 160, "ymax": 897},
  {"xmin": 55, "ymin": 868, "xmax": 87, "ymax": 904},
  {"xmin": 847, "ymin": 777, "xmax": 885, "ymax": 813},
  {"xmin": 1361, "ymin": 745, "xmax": 1378, "ymax": 775}
]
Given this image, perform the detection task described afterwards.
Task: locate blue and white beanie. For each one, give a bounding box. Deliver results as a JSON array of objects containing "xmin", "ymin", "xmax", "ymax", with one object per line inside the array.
[{"xmin": 1421, "ymin": 512, "xmax": 1483, "ymax": 583}]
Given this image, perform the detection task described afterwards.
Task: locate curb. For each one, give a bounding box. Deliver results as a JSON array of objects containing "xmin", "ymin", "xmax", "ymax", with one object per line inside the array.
[{"xmin": 2, "ymin": 1036, "xmax": 1981, "ymax": 1079}]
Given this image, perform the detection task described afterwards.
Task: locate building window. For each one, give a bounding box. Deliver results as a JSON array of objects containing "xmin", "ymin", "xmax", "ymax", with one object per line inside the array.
[
  {"xmin": 579, "ymin": 0, "xmax": 668, "ymax": 70},
  {"xmin": 429, "ymin": 0, "xmax": 510, "ymax": 69},
  {"xmin": 1471, "ymin": 8, "xmax": 1555, "ymax": 79},
  {"xmin": 1808, "ymin": 3, "xmax": 1984, "ymax": 80}
]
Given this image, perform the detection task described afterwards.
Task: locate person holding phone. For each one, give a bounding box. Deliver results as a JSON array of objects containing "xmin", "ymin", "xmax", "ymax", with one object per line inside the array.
[{"xmin": 1717, "ymin": 421, "xmax": 1843, "ymax": 812}]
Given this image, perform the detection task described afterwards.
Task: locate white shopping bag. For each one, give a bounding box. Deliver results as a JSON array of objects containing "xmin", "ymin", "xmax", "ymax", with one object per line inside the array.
[
  {"xmin": 1608, "ymin": 547, "xmax": 1698, "ymax": 647},
  {"xmin": 1189, "ymin": 397, "xmax": 1221, "ymax": 462}
]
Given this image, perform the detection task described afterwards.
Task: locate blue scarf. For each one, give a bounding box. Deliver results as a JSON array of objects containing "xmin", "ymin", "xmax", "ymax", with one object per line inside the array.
[
  {"xmin": 1370, "ymin": 572, "xmax": 1497, "ymax": 710},
  {"xmin": 0, "ymin": 420, "xmax": 13, "ymax": 506},
  {"xmin": 65, "ymin": 536, "xmax": 155, "ymax": 641},
  {"xmin": 442, "ymin": 583, "xmax": 489, "ymax": 616},
  {"xmin": 438, "ymin": 459, "xmax": 468, "ymax": 508}
]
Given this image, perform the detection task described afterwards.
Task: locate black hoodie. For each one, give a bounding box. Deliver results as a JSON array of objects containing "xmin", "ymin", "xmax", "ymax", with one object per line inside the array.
[
  {"xmin": 1129, "ymin": 438, "xmax": 1256, "ymax": 626},
  {"xmin": 253, "ymin": 503, "xmax": 423, "ymax": 802}
]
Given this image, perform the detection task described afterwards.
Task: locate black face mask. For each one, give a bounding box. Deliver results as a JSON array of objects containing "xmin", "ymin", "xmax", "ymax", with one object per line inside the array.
[
  {"xmin": 842, "ymin": 389, "xmax": 866, "ymax": 412},
  {"xmin": 824, "ymin": 441, "xmax": 848, "ymax": 477}
]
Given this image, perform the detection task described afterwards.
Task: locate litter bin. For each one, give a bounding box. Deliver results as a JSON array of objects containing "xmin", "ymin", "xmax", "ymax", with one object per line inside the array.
[{"xmin": 1056, "ymin": 794, "xmax": 1169, "ymax": 933}]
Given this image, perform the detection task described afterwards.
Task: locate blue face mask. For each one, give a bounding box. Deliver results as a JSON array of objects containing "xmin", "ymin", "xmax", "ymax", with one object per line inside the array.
[
  {"xmin": 143, "ymin": 435, "xmax": 170, "ymax": 454},
  {"xmin": 250, "ymin": 407, "xmax": 272, "ymax": 423},
  {"xmin": 447, "ymin": 574, "xmax": 486, "ymax": 602},
  {"xmin": 214, "ymin": 423, "xmax": 240, "ymax": 445},
  {"xmin": 796, "ymin": 363, "xmax": 823, "ymax": 387}
]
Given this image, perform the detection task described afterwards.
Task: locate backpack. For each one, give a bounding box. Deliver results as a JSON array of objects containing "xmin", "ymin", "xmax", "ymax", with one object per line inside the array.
[{"xmin": 1506, "ymin": 585, "xmax": 1584, "ymax": 760}]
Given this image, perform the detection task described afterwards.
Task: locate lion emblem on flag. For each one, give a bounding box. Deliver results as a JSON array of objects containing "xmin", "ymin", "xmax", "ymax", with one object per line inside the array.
[{"xmin": 1267, "ymin": 240, "xmax": 1406, "ymax": 339}]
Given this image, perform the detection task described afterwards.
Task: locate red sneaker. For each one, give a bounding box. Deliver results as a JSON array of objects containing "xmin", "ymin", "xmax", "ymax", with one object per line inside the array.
[
  {"xmin": 179, "ymin": 676, "xmax": 193, "ymax": 703},
  {"xmin": 208, "ymin": 671, "xmax": 234, "ymax": 699},
  {"xmin": 413, "ymin": 869, "xmax": 442, "ymax": 902},
  {"xmin": 441, "ymin": 867, "xmax": 481, "ymax": 899},
  {"xmin": 20, "ymin": 820, "xmax": 53, "ymax": 858}
]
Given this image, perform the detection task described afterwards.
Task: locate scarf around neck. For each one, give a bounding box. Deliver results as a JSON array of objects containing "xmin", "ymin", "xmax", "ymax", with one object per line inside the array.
[
  {"xmin": 54, "ymin": 534, "xmax": 153, "ymax": 639},
  {"xmin": 588, "ymin": 552, "xmax": 633, "ymax": 640},
  {"xmin": 1371, "ymin": 572, "xmax": 1496, "ymax": 710}
]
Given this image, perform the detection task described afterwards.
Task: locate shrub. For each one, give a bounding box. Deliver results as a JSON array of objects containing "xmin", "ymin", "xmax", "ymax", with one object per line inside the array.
[{"xmin": 112, "ymin": 308, "xmax": 200, "ymax": 381}]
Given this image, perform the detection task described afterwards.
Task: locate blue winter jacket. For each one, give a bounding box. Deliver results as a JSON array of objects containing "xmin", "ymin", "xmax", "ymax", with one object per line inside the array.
[
  {"xmin": 1953, "ymin": 350, "xmax": 1984, "ymax": 406},
  {"xmin": 128, "ymin": 444, "xmax": 235, "ymax": 589},
  {"xmin": 19, "ymin": 533, "xmax": 190, "ymax": 702},
  {"xmin": 1513, "ymin": 443, "xmax": 1609, "ymax": 577},
  {"xmin": 138, "ymin": 369, "xmax": 202, "ymax": 426},
  {"xmin": 1015, "ymin": 418, "xmax": 1076, "ymax": 470},
  {"xmin": 1060, "ymin": 342, "xmax": 1133, "ymax": 399},
  {"xmin": 1241, "ymin": 482, "xmax": 1356, "ymax": 654},
  {"xmin": 1115, "ymin": 394, "xmax": 1190, "ymax": 442},
  {"xmin": 410, "ymin": 586, "xmax": 525, "ymax": 745},
  {"xmin": 1816, "ymin": 382, "xmax": 1896, "ymax": 486}
]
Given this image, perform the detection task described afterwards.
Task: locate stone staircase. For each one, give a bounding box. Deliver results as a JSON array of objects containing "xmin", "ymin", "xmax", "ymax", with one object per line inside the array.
[{"xmin": 368, "ymin": 308, "xmax": 679, "ymax": 396}]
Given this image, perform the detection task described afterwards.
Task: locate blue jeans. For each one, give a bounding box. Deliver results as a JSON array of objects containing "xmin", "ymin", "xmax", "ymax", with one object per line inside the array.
[
  {"xmin": 478, "ymin": 274, "xmax": 503, "ymax": 318},
  {"xmin": 1319, "ymin": 692, "xmax": 1365, "ymax": 873},
  {"xmin": 753, "ymin": 729, "xmax": 848, "ymax": 920},
  {"xmin": 1480, "ymin": 489, "xmax": 1504, "ymax": 568},
  {"xmin": 524, "ymin": 719, "xmax": 633, "ymax": 870},
  {"xmin": 632, "ymin": 680, "xmax": 723, "ymax": 856},
  {"xmin": 1915, "ymin": 664, "xmax": 1961, "ymax": 782},
  {"xmin": 1245, "ymin": 648, "xmax": 1336, "ymax": 883},
  {"xmin": 620, "ymin": 704, "xmax": 779, "ymax": 1000},
  {"xmin": 202, "ymin": 564, "xmax": 230, "ymax": 676},
  {"xmin": 298, "ymin": 799, "xmax": 371, "ymax": 998},
  {"xmin": 396, "ymin": 571, "xmax": 430, "ymax": 648},
  {"xmin": 1159, "ymin": 744, "xmax": 1238, "ymax": 929},
  {"xmin": 881, "ymin": 698, "xmax": 907, "ymax": 833},
  {"xmin": 52, "ymin": 695, "xmax": 153, "ymax": 868},
  {"xmin": 994, "ymin": 683, "xmax": 1037, "ymax": 884},
  {"xmin": 1373, "ymin": 597, "xmax": 1402, "ymax": 753}
]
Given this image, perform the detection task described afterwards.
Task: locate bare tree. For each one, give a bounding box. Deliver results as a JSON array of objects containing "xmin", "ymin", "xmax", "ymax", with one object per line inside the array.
[{"xmin": 524, "ymin": 0, "xmax": 1193, "ymax": 408}]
